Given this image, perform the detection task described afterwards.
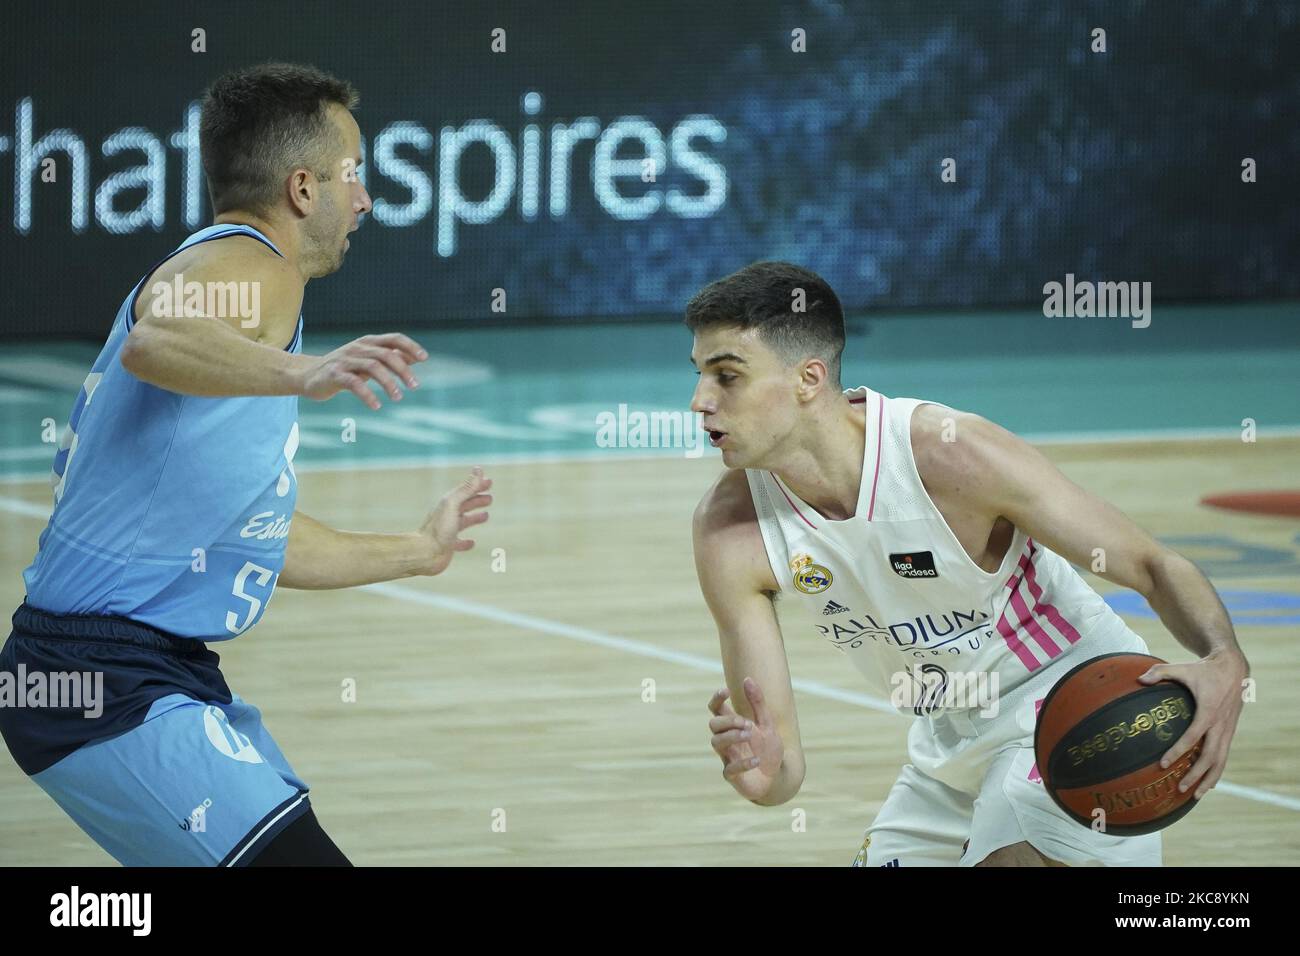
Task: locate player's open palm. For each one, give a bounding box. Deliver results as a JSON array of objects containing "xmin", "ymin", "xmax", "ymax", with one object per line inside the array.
[
  {"xmin": 708, "ymin": 677, "xmax": 784, "ymax": 801},
  {"xmin": 416, "ymin": 466, "xmax": 493, "ymax": 576},
  {"xmin": 300, "ymin": 333, "xmax": 428, "ymax": 409}
]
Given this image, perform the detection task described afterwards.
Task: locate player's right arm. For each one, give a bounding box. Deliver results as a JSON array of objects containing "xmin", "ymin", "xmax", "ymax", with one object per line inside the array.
[
  {"xmin": 121, "ymin": 238, "xmax": 425, "ymax": 408},
  {"xmin": 693, "ymin": 469, "xmax": 806, "ymax": 806}
]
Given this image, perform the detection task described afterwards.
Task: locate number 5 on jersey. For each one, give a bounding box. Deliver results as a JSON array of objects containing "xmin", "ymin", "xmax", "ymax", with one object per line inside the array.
[{"xmin": 227, "ymin": 561, "xmax": 275, "ymax": 635}]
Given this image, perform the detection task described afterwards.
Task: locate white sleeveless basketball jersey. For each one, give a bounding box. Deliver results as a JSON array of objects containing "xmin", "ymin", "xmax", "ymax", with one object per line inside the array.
[{"xmin": 747, "ymin": 386, "xmax": 1137, "ymax": 717}]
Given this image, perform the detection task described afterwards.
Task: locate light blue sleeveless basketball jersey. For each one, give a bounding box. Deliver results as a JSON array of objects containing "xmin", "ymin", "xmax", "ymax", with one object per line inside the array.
[{"xmin": 23, "ymin": 224, "xmax": 303, "ymax": 640}]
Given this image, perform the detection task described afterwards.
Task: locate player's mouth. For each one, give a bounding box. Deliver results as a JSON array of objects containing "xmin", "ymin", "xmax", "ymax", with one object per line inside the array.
[{"xmin": 707, "ymin": 428, "xmax": 728, "ymax": 447}]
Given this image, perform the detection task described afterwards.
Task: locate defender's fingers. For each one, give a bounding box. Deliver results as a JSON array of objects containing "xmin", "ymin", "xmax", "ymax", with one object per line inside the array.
[
  {"xmin": 348, "ymin": 357, "xmax": 403, "ymax": 401},
  {"xmin": 446, "ymin": 467, "xmax": 490, "ymax": 505},
  {"xmin": 460, "ymin": 494, "xmax": 493, "ymax": 513},
  {"xmin": 344, "ymin": 374, "xmax": 381, "ymax": 410},
  {"xmin": 459, "ymin": 511, "xmax": 489, "ymax": 532},
  {"xmin": 362, "ymin": 332, "xmax": 427, "ymax": 363},
  {"xmin": 354, "ymin": 344, "xmax": 418, "ymax": 389}
]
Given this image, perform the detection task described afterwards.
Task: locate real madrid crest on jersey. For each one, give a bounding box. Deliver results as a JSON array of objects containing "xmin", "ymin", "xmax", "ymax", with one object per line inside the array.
[
  {"xmin": 852, "ymin": 833, "xmax": 871, "ymax": 867},
  {"xmin": 790, "ymin": 553, "xmax": 833, "ymax": 594}
]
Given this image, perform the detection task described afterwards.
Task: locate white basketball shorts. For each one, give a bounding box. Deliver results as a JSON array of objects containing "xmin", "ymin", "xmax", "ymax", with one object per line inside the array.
[{"xmin": 854, "ymin": 625, "xmax": 1163, "ymax": 867}]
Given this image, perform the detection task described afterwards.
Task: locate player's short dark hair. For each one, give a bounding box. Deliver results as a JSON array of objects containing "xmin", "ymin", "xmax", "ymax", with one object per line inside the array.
[
  {"xmin": 684, "ymin": 261, "xmax": 846, "ymax": 385},
  {"xmin": 200, "ymin": 62, "xmax": 359, "ymax": 215}
]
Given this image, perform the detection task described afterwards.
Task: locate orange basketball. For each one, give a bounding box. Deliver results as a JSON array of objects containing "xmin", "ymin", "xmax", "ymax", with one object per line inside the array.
[{"xmin": 1034, "ymin": 653, "xmax": 1203, "ymax": 835}]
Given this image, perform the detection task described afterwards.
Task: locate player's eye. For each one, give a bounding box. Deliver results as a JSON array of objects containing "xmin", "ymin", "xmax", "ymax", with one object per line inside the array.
[{"xmin": 717, "ymin": 372, "xmax": 737, "ymax": 385}]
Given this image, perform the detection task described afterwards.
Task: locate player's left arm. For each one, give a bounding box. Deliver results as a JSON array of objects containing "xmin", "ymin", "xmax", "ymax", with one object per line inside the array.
[
  {"xmin": 919, "ymin": 408, "xmax": 1248, "ymax": 799},
  {"xmin": 279, "ymin": 467, "xmax": 492, "ymax": 589}
]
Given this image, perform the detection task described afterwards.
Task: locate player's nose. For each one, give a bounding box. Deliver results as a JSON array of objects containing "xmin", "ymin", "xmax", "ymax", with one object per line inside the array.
[
  {"xmin": 690, "ymin": 381, "xmax": 713, "ymax": 415},
  {"xmin": 355, "ymin": 185, "xmax": 373, "ymax": 217}
]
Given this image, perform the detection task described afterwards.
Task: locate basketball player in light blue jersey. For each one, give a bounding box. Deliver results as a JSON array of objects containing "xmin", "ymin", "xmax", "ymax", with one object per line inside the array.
[{"xmin": 0, "ymin": 63, "xmax": 492, "ymax": 866}]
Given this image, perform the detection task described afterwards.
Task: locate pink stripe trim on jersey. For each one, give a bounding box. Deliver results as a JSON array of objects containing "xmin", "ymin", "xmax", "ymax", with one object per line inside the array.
[
  {"xmin": 995, "ymin": 538, "xmax": 1084, "ymax": 673},
  {"xmin": 996, "ymin": 542, "xmax": 1043, "ymax": 671},
  {"xmin": 996, "ymin": 608, "xmax": 1042, "ymax": 671},
  {"xmin": 866, "ymin": 395, "xmax": 884, "ymax": 521},
  {"xmin": 770, "ymin": 473, "xmax": 817, "ymax": 529},
  {"xmin": 1008, "ymin": 583, "xmax": 1063, "ymax": 658},
  {"xmin": 1023, "ymin": 540, "xmax": 1082, "ymax": 645}
]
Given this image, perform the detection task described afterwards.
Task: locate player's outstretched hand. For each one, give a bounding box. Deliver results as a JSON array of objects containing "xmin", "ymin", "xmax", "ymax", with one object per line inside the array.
[
  {"xmin": 708, "ymin": 677, "xmax": 784, "ymax": 802},
  {"xmin": 299, "ymin": 333, "xmax": 428, "ymax": 409},
  {"xmin": 414, "ymin": 466, "xmax": 493, "ymax": 576}
]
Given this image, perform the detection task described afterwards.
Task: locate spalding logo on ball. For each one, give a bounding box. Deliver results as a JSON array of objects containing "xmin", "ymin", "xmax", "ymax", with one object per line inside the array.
[{"xmin": 1034, "ymin": 653, "xmax": 1204, "ymax": 835}]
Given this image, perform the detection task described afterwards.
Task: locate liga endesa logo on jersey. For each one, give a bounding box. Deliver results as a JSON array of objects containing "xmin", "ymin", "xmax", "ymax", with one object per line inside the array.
[{"xmin": 890, "ymin": 551, "xmax": 938, "ymax": 578}]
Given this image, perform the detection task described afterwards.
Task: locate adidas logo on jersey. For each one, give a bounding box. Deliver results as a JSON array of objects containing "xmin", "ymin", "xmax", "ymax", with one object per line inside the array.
[{"xmin": 822, "ymin": 600, "xmax": 850, "ymax": 615}]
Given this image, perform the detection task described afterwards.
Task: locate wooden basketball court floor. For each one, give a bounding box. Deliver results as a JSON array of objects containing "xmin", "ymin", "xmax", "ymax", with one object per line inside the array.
[{"xmin": 2, "ymin": 435, "xmax": 1298, "ymax": 866}]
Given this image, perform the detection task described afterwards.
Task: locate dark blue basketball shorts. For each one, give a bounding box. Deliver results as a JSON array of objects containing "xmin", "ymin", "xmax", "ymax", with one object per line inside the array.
[{"xmin": 0, "ymin": 602, "xmax": 311, "ymax": 866}]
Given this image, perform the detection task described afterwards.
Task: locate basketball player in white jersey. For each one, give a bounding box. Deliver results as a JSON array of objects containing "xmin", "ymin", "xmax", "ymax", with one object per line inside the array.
[{"xmin": 687, "ymin": 262, "xmax": 1249, "ymax": 866}]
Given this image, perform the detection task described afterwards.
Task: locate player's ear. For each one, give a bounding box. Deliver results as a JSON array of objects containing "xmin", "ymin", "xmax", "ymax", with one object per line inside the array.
[
  {"xmin": 796, "ymin": 356, "xmax": 831, "ymax": 402},
  {"xmin": 286, "ymin": 168, "xmax": 316, "ymax": 217}
]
